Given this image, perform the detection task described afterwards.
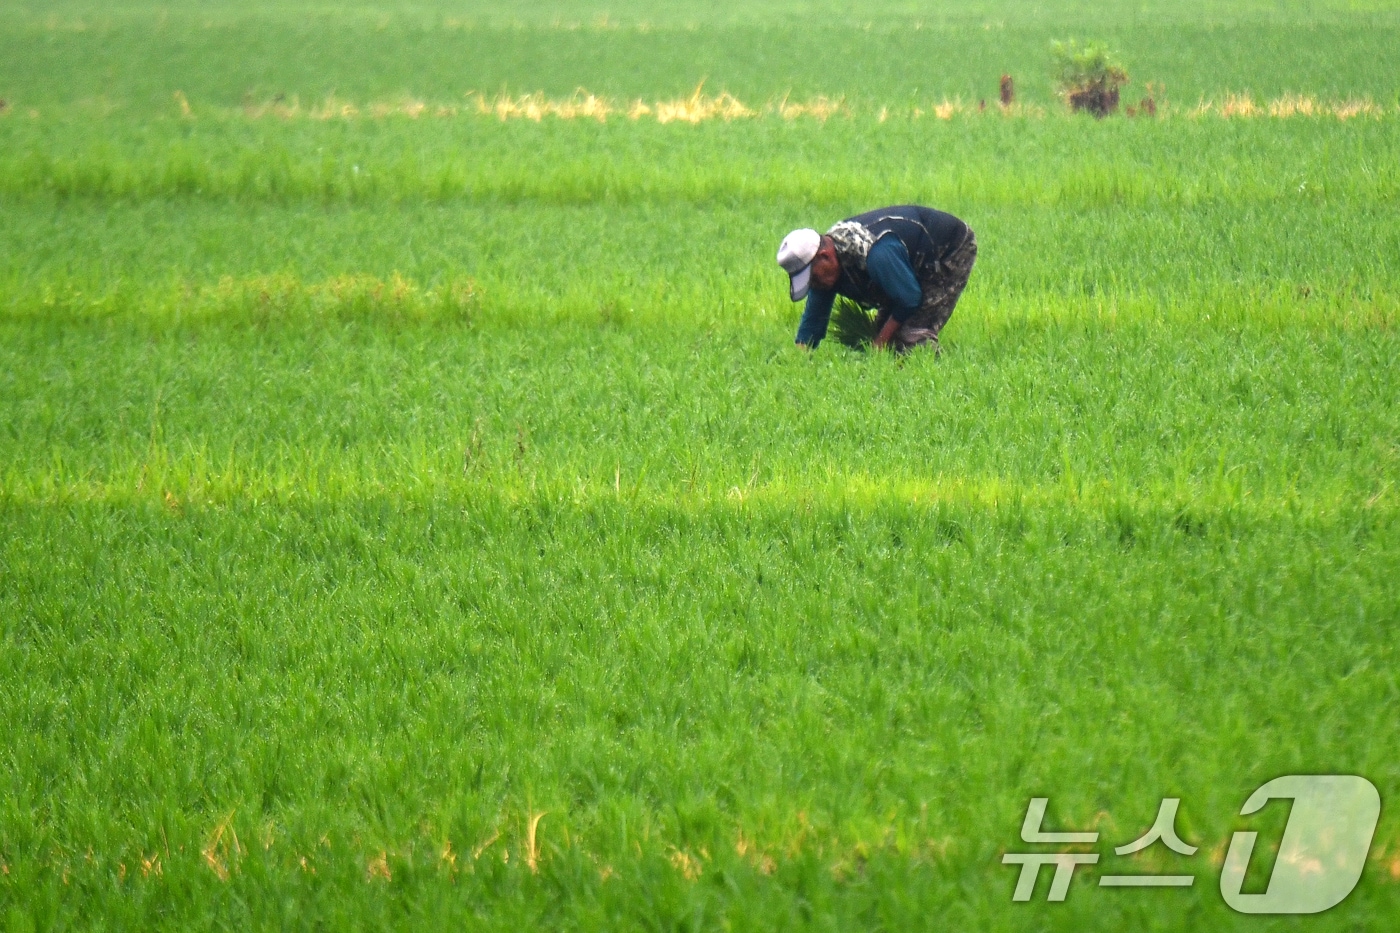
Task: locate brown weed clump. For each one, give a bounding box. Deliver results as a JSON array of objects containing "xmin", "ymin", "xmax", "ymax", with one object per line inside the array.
[{"xmin": 1052, "ymin": 40, "xmax": 1129, "ymax": 118}]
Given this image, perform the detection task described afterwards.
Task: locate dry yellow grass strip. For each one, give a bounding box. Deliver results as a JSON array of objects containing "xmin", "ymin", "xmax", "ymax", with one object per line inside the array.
[
  {"xmin": 653, "ymin": 87, "xmax": 753, "ymax": 123},
  {"xmin": 933, "ymin": 98, "xmax": 962, "ymax": 120},
  {"xmin": 235, "ymin": 90, "xmax": 820, "ymax": 124},
  {"xmin": 474, "ymin": 90, "xmax": 615, "ymax": 122},
  {"xmin": 1193, "ymin": 94, "xmax": 1384, "ymax": 120},
  {"xmin": 369, "ymin": 98, "xmax": 429, "ymax": 119},
  {"xmin": 311, "ymin": 95, "xmax": 361, "ymax": 120},
  {"xmin": 1269, "ymin": 93, "xmax": 1321, "ymax": 117},
  {"xmin": 1221, "ymin": 93, "xmax": 1259, "ymax": 118},
  {"xmin": 1332, "ymin": 98, "xmax": 1384, "ymax": 120},
  {"xmin": 906, "ymin": 99, "xmax": 966, "ymax": 120},
  {"xmin": 223, "ymin": 91, "xmax": 1390, "ymax": 124},
  {"xmin": 774, "ymin": 94, "xmax": 847, "ymax": 120}
]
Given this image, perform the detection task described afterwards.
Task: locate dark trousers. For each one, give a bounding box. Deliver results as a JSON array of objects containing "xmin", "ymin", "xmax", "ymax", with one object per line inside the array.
[{"xmin": 895, "ymin": 228, "xmax": 977, "ymax": 352}]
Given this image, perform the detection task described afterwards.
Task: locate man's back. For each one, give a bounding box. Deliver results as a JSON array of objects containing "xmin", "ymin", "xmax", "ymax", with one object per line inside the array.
[{"xmin": 843, "ymin": 205, "xmax": 969, "ymax": 267}]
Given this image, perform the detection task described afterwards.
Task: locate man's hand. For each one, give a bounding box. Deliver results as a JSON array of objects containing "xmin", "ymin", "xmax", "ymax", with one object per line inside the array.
[{"xmin": 872, "ymin": 314, "xmax": 901, "ymax": 350}]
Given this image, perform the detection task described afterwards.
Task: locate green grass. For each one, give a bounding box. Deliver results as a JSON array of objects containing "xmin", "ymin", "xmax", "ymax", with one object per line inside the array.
[
  {"xmin": 1, "ymin": 1, "xmax": 1399, "ymax": 929},
  {"xmin": 5, "ymin": 0, "xmax": 1400, "ymax": 108}
]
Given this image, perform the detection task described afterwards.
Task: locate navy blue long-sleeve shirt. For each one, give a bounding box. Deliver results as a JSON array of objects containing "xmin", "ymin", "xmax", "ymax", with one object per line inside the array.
[{"xmin": 794, "ymin": 236, "xmax": 922, "ymax": 348}]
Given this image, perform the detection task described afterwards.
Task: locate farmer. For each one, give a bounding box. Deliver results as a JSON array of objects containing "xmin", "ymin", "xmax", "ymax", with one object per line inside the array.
[{"xmin": 777, "ymin": 205, "xmax": 976, "ymax": 352}]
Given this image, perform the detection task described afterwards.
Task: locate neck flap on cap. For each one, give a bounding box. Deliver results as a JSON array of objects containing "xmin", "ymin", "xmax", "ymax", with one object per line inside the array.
[{"xmin": 825, "ymin": 220, "xmax": 877, "ymax": 270}]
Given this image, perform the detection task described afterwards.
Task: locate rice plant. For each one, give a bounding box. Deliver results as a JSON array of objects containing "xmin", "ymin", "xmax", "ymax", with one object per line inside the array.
[
  {"xmin": 830, "ymin": 296, "xmax": 879, "ymax": 349},
  {"xmin": 1, "ymin": 1, "xmax": 1398, "ymax": 929}
]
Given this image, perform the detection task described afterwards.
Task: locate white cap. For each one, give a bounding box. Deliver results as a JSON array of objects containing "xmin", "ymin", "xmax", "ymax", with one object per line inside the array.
[{"xmin": 776, "ymin": 228, "xmax": 821, "ymax": 301}]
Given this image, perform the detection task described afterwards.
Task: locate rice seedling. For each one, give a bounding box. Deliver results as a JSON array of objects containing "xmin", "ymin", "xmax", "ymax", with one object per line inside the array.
[
  {"xmin": 829, "ymin": 296, "xmax": 878, "ymax": 349},
  {"xmin": 1, "ymin": 1, "xmax": 1398, "ymax": 930}
]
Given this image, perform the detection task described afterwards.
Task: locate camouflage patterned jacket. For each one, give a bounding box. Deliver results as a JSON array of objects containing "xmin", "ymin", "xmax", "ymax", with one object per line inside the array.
[{"xmin": 825, "ymin": 205, "xmax": 970, "ymax": 308}]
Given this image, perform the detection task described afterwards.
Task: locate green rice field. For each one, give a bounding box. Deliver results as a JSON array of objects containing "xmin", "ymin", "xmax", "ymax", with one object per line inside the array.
[{"xmin": 1, "ymin": 1, "xmax": 1398, "ymax": 929}]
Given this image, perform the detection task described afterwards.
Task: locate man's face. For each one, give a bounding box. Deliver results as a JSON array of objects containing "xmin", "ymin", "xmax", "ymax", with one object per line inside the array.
[{"xmin": 810, "ymin": 237, "xmax": 840, "ymax": 290}]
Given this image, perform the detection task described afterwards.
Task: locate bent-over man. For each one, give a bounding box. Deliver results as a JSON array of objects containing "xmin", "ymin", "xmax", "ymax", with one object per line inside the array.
[{"xmin": 777, "ymin": 205, "xmax": 977, "ymax": 352}]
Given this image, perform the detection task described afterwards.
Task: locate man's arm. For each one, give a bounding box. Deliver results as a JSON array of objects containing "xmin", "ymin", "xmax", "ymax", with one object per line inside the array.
[
  {"xmin": 795, "ymin": 288, "xmax": 835, "ymax": 349},
  {"xmin": 873, "ymin": 315, "xmax": 902, "ymax": 349},
  {"xmin": 864, "ymin": 238, "xmax": 922, "ymax": 350}
]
